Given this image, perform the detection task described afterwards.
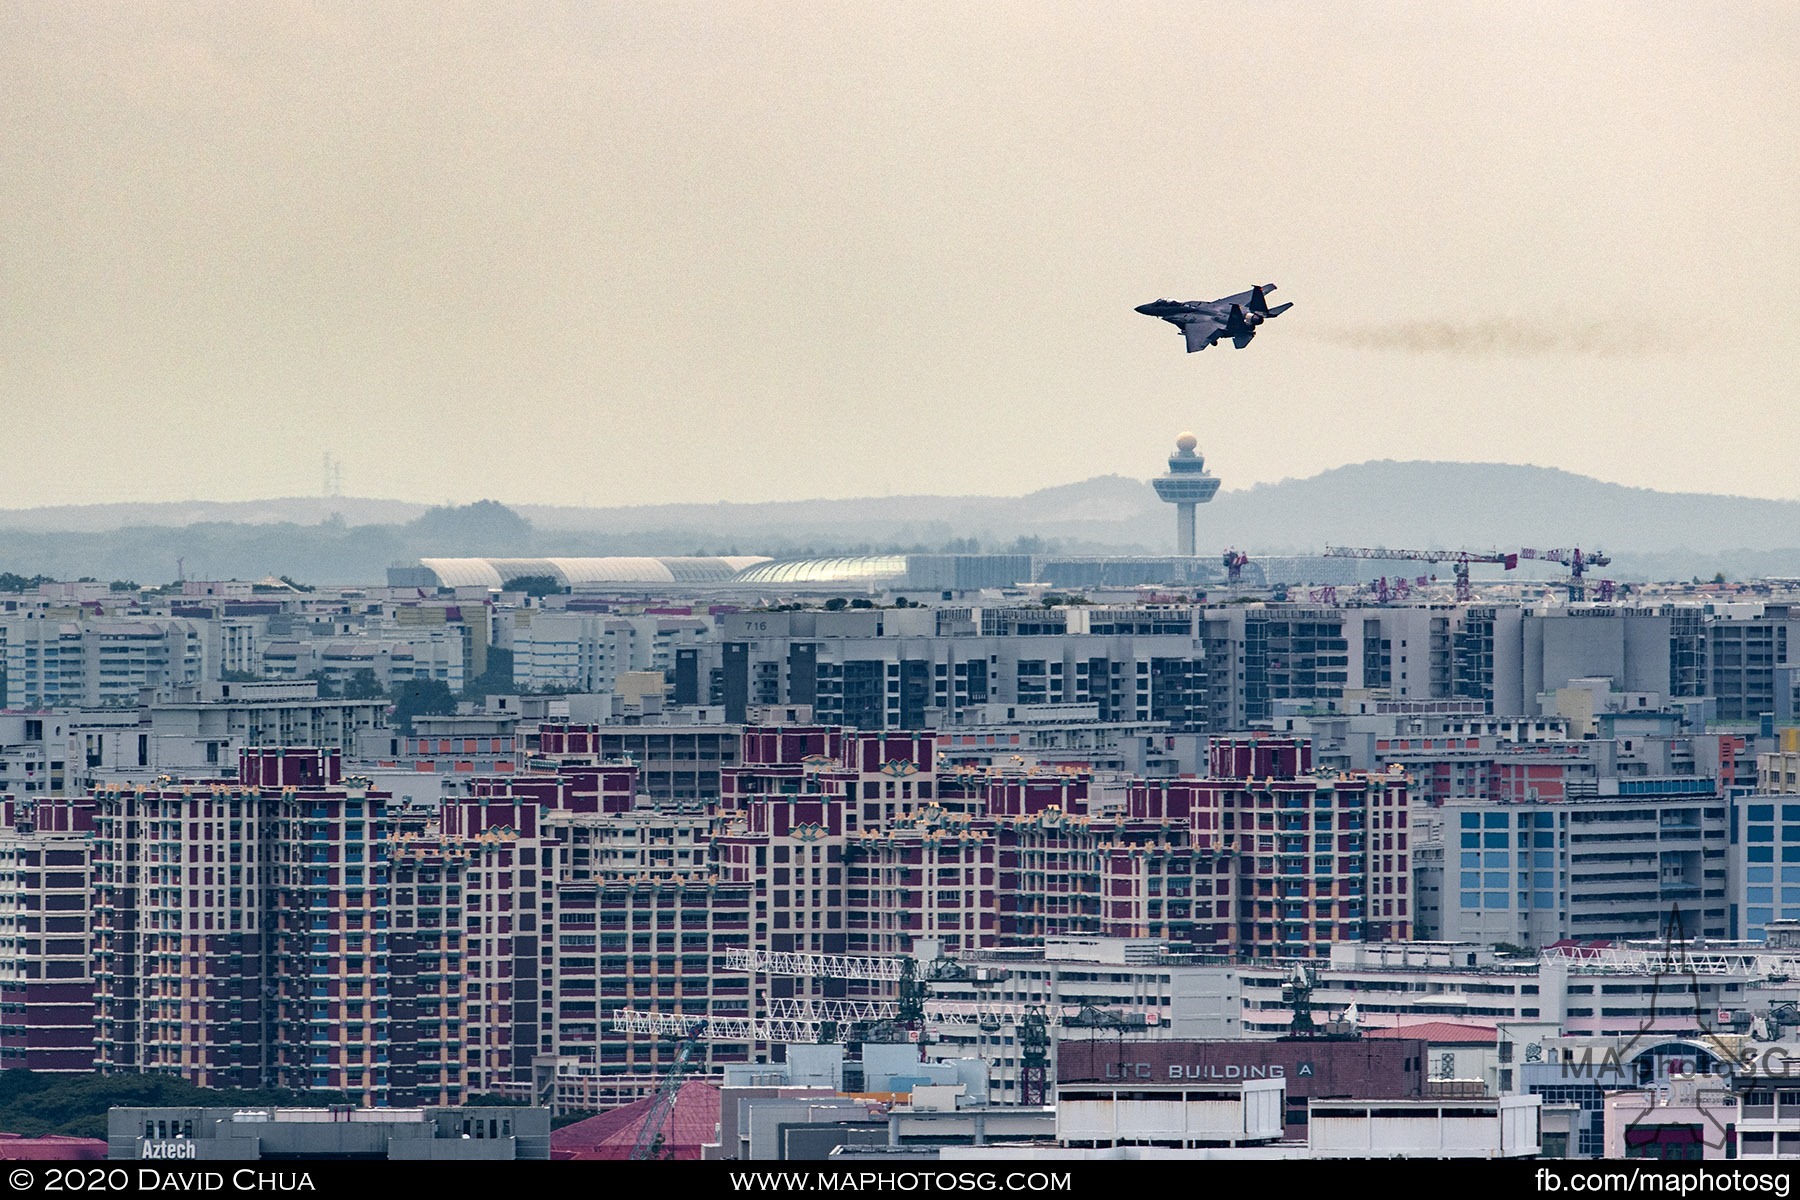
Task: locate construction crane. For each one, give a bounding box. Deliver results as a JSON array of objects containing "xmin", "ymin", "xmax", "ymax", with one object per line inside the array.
[
  {"xmin": 920, "ymin": 1000, "xmax": 1151, "ymax": 1028},
  {"xmin": 724, "ymin": 947, "xmax": 905, "ymax": 981},
  {"xmin": 1323, "ymin": 546, "xmax": 1519, "ymax": 603},
  {"xmin": 1281, "ymin": 963, "xmax": 1318, "ymax": 1038},
  {"xmin": 897, "ymin": 957, "xmax": 925, "ymax": 1026},
  {"xmin": 1018, "ymin": 1007, "xmax": 1049, "ymax": 1106},
  {"xmin": 726, "ymin": 947, "xmax": 964, "ymax": 992},
  {"xmin": 1277, "ymin": 964, "xmax": 1362, "ymax": 1041},
  {"xmin": 1365, "ymin": 576, "xmax": 1415, "ymax": 605},
  {"xmin": 613, "ymin": 1012, "xmax": 817, "ymax": 1043},
  {"xmin": 722, "ymin": 948, "xmax": 1157, "ymax": 1029},
  {"xmin": 1521, "ymin": 546, "xmax": 1613, "ymax": 602},
  {"xmin": 611, "ymin": 998, "xmax": 902, "ymax": 1043},
  {"xmin": 630, "ymin": 1037, "xmax": 697, "ymax": 1160},
  {"xmin": 712, "ymin": 947, "xmax": 1150, "ymax": 1039}
]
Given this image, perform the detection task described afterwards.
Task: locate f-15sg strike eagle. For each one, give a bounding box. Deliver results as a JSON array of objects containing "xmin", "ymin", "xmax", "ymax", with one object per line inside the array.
[{"xmin": 1136, "ymin": 285, "xmax": 1292, "ymax": 353}]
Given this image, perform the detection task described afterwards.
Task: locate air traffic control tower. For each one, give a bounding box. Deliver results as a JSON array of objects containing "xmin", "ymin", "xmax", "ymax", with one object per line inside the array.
[{"xmin": 1151, "ymin": 432, "xmax": 1220, "ymax": 556}]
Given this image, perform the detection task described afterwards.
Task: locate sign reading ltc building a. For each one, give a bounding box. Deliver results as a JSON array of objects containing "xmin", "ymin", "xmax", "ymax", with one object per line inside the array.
[{"xmin": 1055, "ymin": 1040, "xmax": 1427, "ymax": 1101}]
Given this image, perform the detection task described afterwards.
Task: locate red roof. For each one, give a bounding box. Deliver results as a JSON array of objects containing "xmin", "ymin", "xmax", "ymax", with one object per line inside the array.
[
  {"xmin": 1363, "ymin": 1022, "xmax": 1499, "ymax": 1045},
  {"xmin": 550, "ymin": 1081, "xmax": 721, "ymax": 1161}
]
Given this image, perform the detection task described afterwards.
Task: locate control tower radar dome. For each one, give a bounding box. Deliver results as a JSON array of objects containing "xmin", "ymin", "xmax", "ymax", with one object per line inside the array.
[{"xmin": 1151, "ymin": 432, "xmax": 1220, "ymax": 557}]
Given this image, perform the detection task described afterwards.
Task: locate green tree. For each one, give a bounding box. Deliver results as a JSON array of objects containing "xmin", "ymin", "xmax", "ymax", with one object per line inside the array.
[
  {"xmin": 408, "ymin": 500, "xmax": 532, "ymax": 553},
  {"xmin": 461, "ymin": 647, "xmax": 515, "ymax": 699},
  {"xmin": 502, "ymin": 574, "xmax": 563, "ymax": 598},
  {"xmin": 341, "ymin": 668, "xmax": 385, "ymax": 699},
  {"xmin": 390, "ymin": 679, "xmax": 457, "ymax": 733},
  {"xmin": 0, "ymin": 1070, "xmax": 353, "ymax": 1139}
]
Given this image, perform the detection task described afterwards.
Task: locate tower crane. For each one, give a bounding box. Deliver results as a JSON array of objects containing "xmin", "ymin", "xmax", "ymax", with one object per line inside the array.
[
  {"xmin": 1322, "ymin": 546, "xmax": 1518, "ymax": 603},
  {"xmin": 1018, "ymin": 1006, "xmax": 1049, "ymax": 1106},
  {"xmin": 615, "ymin": 954, "xmax": 1153, "ymax": 1111},
  {"xmin": 724, "ymin": 947, "xmax": 905, "ymax": 981},
  {"xmin": 630, "ymin": 1036, "xmax": 697, "ymax": 1160},
  {"xmin": 610, "ymin": 997, "xmax": 1128, "ymax": 1044},
  {"xmin": 1281, "ymin": 963, "xmax": 1318, "ymax": 1038},
  {"xmin": 717, "ymin": 948, "xmax": 1146, "ymax": 1034},
  {"xmin": 612, "ymin": 998, "xmax": 900, "ymax": 1043},
  {"xmin": 1520, "ymin": 547, "xmax": 1613, "ymax": 602}
]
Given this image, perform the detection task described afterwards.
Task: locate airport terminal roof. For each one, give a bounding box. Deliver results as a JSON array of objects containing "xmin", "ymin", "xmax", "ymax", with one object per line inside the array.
[
  {"xmin": 418, "ymin": 556, "xmax": 770, "ymax": 589},
  {"xmin": 729, "ymin": 555, "xmax": 910, "ymax": 588}
]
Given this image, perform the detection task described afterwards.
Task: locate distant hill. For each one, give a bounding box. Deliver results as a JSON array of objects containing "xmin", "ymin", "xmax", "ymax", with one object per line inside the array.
[
  {"xmin": 1204, "ymin": 461, "xmax": 1800, "ymax": 556},
  {"xmin": 1, "ymin": 463, "xmax": 1798, "ymax": 583},
  {"xmin": 530, "ymin": 461, "xmax": 1800, "ymax": 578},
  {"xmin": 0, "ymin": 496, "xmax": 426, "ymax": 533},
  {"xmin": 515, "ymin": 473, "xmax": 1167, "ymax": 555}
]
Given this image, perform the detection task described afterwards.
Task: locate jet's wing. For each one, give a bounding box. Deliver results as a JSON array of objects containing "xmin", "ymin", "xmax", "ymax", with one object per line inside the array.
[
  {"xmin": 1213, "ymin": 288, "xmax": 1260, "ymax": 309},
  {"xmin": 1177, "ymin": 317, "xmax": 1224, "ymax": 353}
]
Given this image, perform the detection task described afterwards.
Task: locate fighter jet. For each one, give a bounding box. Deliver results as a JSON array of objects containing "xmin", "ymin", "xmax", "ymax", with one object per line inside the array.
[{"xmin": 1136, "ymin": 284, "xmax": 1293, "ymax": 353}]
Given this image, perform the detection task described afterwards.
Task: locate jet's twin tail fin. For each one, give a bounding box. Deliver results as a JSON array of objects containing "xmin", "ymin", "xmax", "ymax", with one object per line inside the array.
[{"xmin": 1250, "ymin": 284, "xmax": 1293, "ymax": 318}]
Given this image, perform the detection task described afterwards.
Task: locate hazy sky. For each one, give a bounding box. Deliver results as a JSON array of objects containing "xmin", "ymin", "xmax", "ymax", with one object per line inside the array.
[{"xmin": 5, "ymin": 2, "xmax": 1797, "ymax": 509}]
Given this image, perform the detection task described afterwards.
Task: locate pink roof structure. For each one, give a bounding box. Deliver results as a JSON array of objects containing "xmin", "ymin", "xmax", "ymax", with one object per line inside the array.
[
  {"xmin": 550, "ymin": 1081, "xmax": 721, "ymax": 1161},
  {"xmin": 1363, "ymin": 1022, "xmax": 1500, "ymax": 1045}
]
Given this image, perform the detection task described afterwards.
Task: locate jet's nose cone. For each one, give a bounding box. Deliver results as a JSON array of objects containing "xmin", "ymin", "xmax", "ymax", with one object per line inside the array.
[{"xmin": 1134, "ymin": 302, "xmax": 1159, "ymax": 315}]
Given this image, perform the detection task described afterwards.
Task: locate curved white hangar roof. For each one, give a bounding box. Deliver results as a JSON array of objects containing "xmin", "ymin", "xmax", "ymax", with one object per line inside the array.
[
  {"xmin": 729, "ymin": 555, "xmax": 911, "ymax": 588},
  {"xmin": 419, "ymin": 556, "xmax": 771, "ymax": 589}
]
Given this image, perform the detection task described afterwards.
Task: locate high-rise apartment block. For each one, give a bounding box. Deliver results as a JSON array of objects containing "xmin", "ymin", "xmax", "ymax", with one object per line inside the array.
[
  {"xmin": 0, "ymin": 797, "xmax": 95, "ymax": 1071},
  {"xmin": 2, "ymin": 616, "xmax": 205, "ymax": 708},
  {"xmin": 91, "ymin": 748, "xmax": 392, "ymax": 1096}
]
